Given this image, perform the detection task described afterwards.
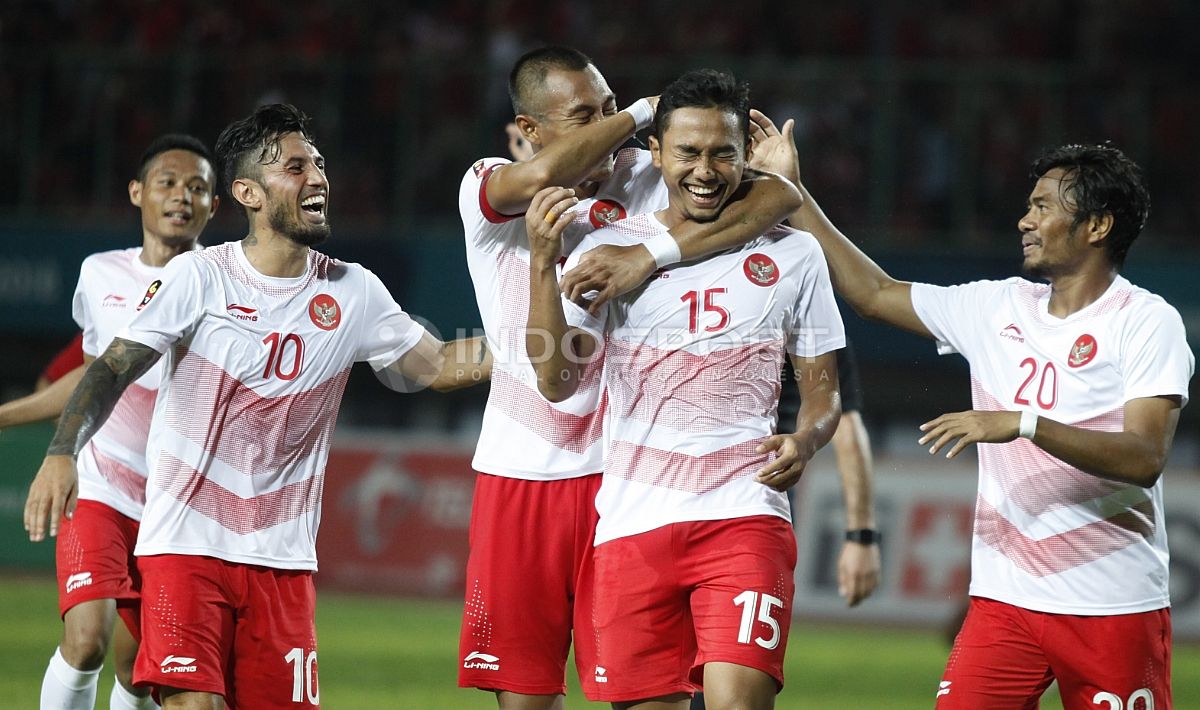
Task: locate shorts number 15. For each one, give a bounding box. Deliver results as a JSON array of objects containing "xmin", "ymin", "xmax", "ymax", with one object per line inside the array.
[{"xmin": 733, "ymin": 590, "xmax": 783, "ymax": 650}]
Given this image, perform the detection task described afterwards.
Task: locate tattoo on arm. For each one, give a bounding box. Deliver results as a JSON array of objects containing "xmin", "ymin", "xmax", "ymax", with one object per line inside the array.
[{"xmin": 46, "ymin": 338, "xmax": 163, "ymax": 457}]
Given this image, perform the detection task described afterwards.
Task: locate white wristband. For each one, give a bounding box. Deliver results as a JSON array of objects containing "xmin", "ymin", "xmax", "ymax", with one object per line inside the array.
[
  {"xmin": 1018, "ymin": 410, "xmax": 1038, "ymax": 440},
  {"xmin": 621, "ymin": 98, "xmax": 655, "ymax": 132},
  {"xmin": 642, "ymin": 232, "xmax": 682, "ymax": 269}
]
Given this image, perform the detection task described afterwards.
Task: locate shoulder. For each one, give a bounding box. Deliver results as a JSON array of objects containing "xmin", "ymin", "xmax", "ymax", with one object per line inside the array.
[
  {"xmin": 461, "ymin": 157, "xmax": 512, "ymax": 187},
  {"xmin": 80, "ymin": 247, "xmax": 137, "ymax": 274},
  {"xmin": 1114, "ymin": 282, "xmax": 1186, "ymax": 329}
]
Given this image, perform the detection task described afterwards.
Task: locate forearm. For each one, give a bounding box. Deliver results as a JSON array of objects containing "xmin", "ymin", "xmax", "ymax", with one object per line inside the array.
[
  {"xmin": 431, "ymin": 336, "xmax": 491, "ymax": 392},
  {"xmin": 46, "ymin": 339, "xmax": 159, "ymax": 457},
  {"xmin": 1031, "ymin": 416, "xmax": 1171, "ymax": 487},
  {"xmin": 831, "ymin": 411, "xmax": 876, "ymax": 529},
  {"xmin": 669, "ymin": 172, "xmax": 803, "ymax": 260},
  {"xmin": 0, "ymin": 365, "xmax": 85, "ymax": 428},
  {"xmin": 526, "ymin": 263, "xmax": 584, "ymax": 402}
]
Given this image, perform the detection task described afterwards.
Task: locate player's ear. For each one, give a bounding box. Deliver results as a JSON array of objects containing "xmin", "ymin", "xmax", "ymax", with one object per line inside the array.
[
  {"xmin": 128, "ymin": 179, "xmax": 142, "ymax": 208},
  {"xmin": 209, "ymin": 194, "xmax": 220, "ymax": 219},
  {"xmin": 514, "ymin": 114, "xmax": 540, "ymax": 148},
  {"xmin": 1085, "ymin": 212, "xmax": 1114, "ymax": 245},
  {"xmin": 648, "ymin": 135, "xmax": 662, "ymax": 169},
  {"xmin": 231, "ymin": 178, "xmax": 262, "ymax": 211}
]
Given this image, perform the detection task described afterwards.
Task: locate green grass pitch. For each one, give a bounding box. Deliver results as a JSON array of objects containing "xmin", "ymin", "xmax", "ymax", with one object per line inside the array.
[{"xmin": 2, "ymin": 577, "xmax": 1196, "ymax": 708}]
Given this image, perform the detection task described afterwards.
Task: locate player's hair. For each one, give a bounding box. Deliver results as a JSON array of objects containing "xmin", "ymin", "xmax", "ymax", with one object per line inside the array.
[
  {"xmin": 215, "ymin": 103, "xmax": 316, "ymax": 200},
  {"xmin": 508, "ymin": 45, "xmax": 594, "ymax": 117},
  {"xmin": 135, "ymin": 134, "xmax": 213, "ymax": 183},
  {"xmin": 1032, "ymin": 143, "xmax": 1150, "ymax": 269},
  {"xmin": 653, "ymin": 69, "xmax": 751, "ymax": 144}
]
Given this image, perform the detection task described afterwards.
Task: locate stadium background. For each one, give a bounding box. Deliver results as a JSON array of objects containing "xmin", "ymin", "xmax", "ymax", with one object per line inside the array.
[{"xmin": 1, "ymin": 2, "xmax": 1197, "ymax": 706}]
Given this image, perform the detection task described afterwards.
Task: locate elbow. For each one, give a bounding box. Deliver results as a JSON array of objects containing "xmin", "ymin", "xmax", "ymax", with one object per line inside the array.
[{"xmin": 1131, "ymin": 459, "xmax": 1166, "ymax": 489}]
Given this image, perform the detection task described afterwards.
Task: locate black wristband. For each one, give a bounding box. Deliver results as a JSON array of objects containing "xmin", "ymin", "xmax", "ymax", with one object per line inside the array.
[{"xmin": 845, "ymin": 529, "xmax": 881, "ymax": 545}]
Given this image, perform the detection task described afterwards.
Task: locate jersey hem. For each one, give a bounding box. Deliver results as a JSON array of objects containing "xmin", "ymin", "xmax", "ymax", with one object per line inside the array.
[
  {"xmin": 134, "ymin": 545, "xmax": 317, "ymax": 571},
  {"xmin": 595, "ymin": 507, "xmax": 792, "ymax": 546},
  {"xmin": 968, "ymin": 588, "xmax": 1170, "ymax": 616},
  {"xmin": 470, "ymin": 462, "xmax": 603, "ymax": 481}
]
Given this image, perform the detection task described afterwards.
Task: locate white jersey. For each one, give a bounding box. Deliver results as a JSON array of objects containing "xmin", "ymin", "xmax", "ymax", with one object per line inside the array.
[
  {"xmin": 565, "ymin": 214, "xmax": 845, "ymax": 544},
  {"xmin": 71, "ymin": 247, "xmax": 173, "ymax": 520},
  {"xmin": 119, "ymin": 241, "xmax": 426, "ymax": 570},
  {"xmin": 912, "ymin": 275, "xmax": 1194, "ymax": 614},
  {"xmin": 459, "ymin": 147, "xmax": 667, "ymax": 480}
]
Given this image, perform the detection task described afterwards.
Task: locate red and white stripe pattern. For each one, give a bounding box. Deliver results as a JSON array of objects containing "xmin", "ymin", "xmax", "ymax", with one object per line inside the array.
[
  {"xmin": 911, "ymin": 275, "xmax": 1194, "ymax": 614},
  {"xmin": 459, "ymin": 148, "xmax": 666, "ymax": 481},
  {"xmin": 71, "ymin": 247, "xmax": 173, "ymax": 520},
  {"xmin": 565, "ymin": 214, "xmax": 844, "ymax": 544}
]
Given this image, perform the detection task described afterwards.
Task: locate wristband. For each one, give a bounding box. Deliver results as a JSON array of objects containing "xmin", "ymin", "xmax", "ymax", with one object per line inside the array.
[
  {"xmin": 1018, "ymin": 410, "xmax": 1038, "ymax": 440},
  {"xmin": 621, "ymin": 98, "xmax": 655, "ymax": 132},
  {"xmin": 642, "ymin": 232, "xmax": 682, "ymax": 269},
  {"xmin": 845, "ymin": 529, "xmax": 881, "ymax": 545}
]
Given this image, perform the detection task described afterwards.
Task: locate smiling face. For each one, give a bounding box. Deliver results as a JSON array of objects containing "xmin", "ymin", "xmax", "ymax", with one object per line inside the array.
[
  {"xmin": 649, "ymin": 106, "xmax": 747, "ymax": 226},
  {"xmin": 523, "ymin": 65, "xmax": 618, "ymax": 184},
  {"xmin": 258, "ymin": 132, "xmax": 330, "ymax": 247},
  {"xmin": 129, "ymin": 149, "xmax": 217, "ymax": 248},
  {"xmin": 1018, "ymin": 167, "xmax": 1087, "ymax": 279}
]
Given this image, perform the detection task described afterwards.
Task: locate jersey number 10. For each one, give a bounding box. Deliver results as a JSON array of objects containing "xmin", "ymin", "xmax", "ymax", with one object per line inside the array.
[{"xmin": 263, "ymin": 332, "xmax": 306, "ymax": 381}]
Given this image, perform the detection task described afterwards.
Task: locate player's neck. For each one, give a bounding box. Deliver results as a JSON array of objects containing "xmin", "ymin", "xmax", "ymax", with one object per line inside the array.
[
  {"xmin": 241, "ymin": 230, "xmax": 310, "ymax": 278},
  {"xmin": 139, "ymin": 237, "xmax": 198, "ymax": 268},
  {"xmin": 1046, "ymin": 267, "xmax": 1118, "ymax": 318}
]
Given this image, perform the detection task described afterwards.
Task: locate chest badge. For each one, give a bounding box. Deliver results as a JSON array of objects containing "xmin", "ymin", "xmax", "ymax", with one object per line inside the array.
[
  {"xmin": 136, "ymin": 280, "xmax": 162, "ymax": 311},
  {"xmin": 588, "ymin": 199, "xmax": 627, "ymax": 228},
  {"xmin": 1067, "ymin": 334, "xmax": 1097, "ymax": 368},
  {"xmin": 309, "ymin": 294, "xmax": 341, "ymax": 331},
  {"xmin": 743, "ymin": 253, "xmax": 779, "ymax": 287}
]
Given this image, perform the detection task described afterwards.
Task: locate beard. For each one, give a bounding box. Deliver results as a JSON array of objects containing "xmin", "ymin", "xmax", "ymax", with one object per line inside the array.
[{"xmin": 268, "ymin": 200, "xmax": 330, "ymax": 247}]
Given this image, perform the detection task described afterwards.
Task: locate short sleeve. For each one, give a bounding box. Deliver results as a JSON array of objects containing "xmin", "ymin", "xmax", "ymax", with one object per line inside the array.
[
  {"xmin": 72, "ymin": 260, "xmax": 99, "ymax": 356},
  {"xmin": 355, "ymin": 268, "xmax": 429, "ymax": 370},
  {"xmin": 786, "ymin": 241, "xmax": 845, "ymax": 358},
  {"xmin": 117, "ymin": 253, "xmax": 206, "ymax": 353},
  {"xmin": 911, "ymin": 279, "xmax": 1009, "ymax": 358},
  {"xmin": 1121, "ymin": 301, "xmax": 1194, "ymax": 407},
  {"xmin": 459, "ymin": 158, "xmax": 523, "ymax": 253}
]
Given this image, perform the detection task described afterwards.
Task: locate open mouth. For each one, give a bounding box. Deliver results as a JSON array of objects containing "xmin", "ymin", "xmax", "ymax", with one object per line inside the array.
[
  {"xmin": 685, "ymin": 183, "xmax": 723, "ymax": 208},
  {"xmin": 164, "ymin": 210, "xmax": 192, "ymax": 226},
  {"xmin": 301, "ymin": 195, "xmax": 327, "ymax": 221}
]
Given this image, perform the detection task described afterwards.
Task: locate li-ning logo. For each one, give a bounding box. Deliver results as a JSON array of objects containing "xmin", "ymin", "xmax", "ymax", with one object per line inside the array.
[
  {"xmin": 226, "ymin": 304, "xmax": 259, "ymax": 322},
  {"xmin": 102, "ymin": 294, "xmax": 127, "ymax": 308},
  {"xmin": 462, "ymin": 651, "xmax": 500, "ymax": 671},
  {"xmin": 1068, "ymin": 334, "xmax": 1098, "ymax": 368},
  {"xmin": 65, "ymin": 572, "xmax": 93, "ymax": 593},
  {"xmin": 594, "ymin": 666, "xmax": 609, "ymax": 684},
  {"xmin": 999, "ymin": 323, "xmax": 1025, "ymax": 343},
  {"xmin": 937, "ymin": 680, "xmax": 952, "ymax": 698},
  {"xmin": 160, "ymin": 656, "xmax": 198, "ymax": 674}
]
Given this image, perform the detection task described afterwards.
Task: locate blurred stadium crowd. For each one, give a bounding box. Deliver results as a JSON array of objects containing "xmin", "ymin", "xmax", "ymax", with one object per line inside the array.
[{"xmin": 1, "ymin": 0, "xmax": 1198, "ymax": 249}]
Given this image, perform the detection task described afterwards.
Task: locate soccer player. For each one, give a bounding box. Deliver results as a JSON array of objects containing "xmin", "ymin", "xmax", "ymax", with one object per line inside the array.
[
  {"xmin": 459, "ymin": 47, "xmax": 801, "ymax": 710},
  {"xmin": 3, "ymin": 134, "xmax": 219, "ymax": 710},
  {"xmin": 526, "ymin": 69, "xmax": 844, "ymax": 709},
  {"xmin": 25, "ymin": 103, "xmax": 489, "ymax": 709},
  {"xmin": 753, "ymin": 111, "xmax": 1193, "ymax": 708}
]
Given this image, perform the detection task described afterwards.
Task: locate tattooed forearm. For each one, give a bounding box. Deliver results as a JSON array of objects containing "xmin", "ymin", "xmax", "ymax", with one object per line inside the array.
[{"xmin": 46, "ymin": 338, "xmax": 162, "ymax": 457}]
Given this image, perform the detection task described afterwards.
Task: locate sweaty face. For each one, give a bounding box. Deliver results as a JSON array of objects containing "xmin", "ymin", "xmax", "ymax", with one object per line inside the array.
[
  {"xmin": 1017, "ymin": 167, "xmax": 1084, "ymax": 279},
  {"xmin": 259, "ymin": 132, "xmax": 330, "ymax": 247},
  {"xmin": 650, "ymin": 106, "xmax": 747, "ymax": 226},
  {"xmin": 134, "ymin": 150, "xmax": 217, "ymax": 247},
  {"xmin": 529, "ymin": 66, "xmax": 619, "ymax": 184}
]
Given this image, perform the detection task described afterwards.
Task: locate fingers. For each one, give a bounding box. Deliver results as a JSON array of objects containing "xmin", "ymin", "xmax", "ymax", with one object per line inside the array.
[
  {"xmin": 749, "ymin": 109, "xmax": 779, "ymax": 137},
  {"xmin": 528, "ymin": 186, "xmax": 577, "ymax": 226},
  {"xmin": 24, "ymin": 488, "xmax": 47, "ymax": 542}
]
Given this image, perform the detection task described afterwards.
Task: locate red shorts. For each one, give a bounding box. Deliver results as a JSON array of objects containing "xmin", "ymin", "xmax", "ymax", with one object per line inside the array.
[
  {"xmin": 458, "ymin": 472, "xmax": 601, "ymax": 697},
  {"xmin": 938, "ymin": 596, "xmax": 1171, "ymax": 710},
  {"xmin": 589, "ymin": 515, "xmax": 797, "ymax": 703},
  {"xmin": 55, "ymin": 499, "xmax": 142, "ymax": 639},
  {"xmin": 134, "ymin": 554, "xmax": 319, "ymax": 709}
]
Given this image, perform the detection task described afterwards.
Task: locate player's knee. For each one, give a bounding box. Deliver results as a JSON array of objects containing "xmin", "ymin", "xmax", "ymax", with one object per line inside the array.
[{"xmin": 59, "ymin": 626, "xmax": 109, "ymax": 669}]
